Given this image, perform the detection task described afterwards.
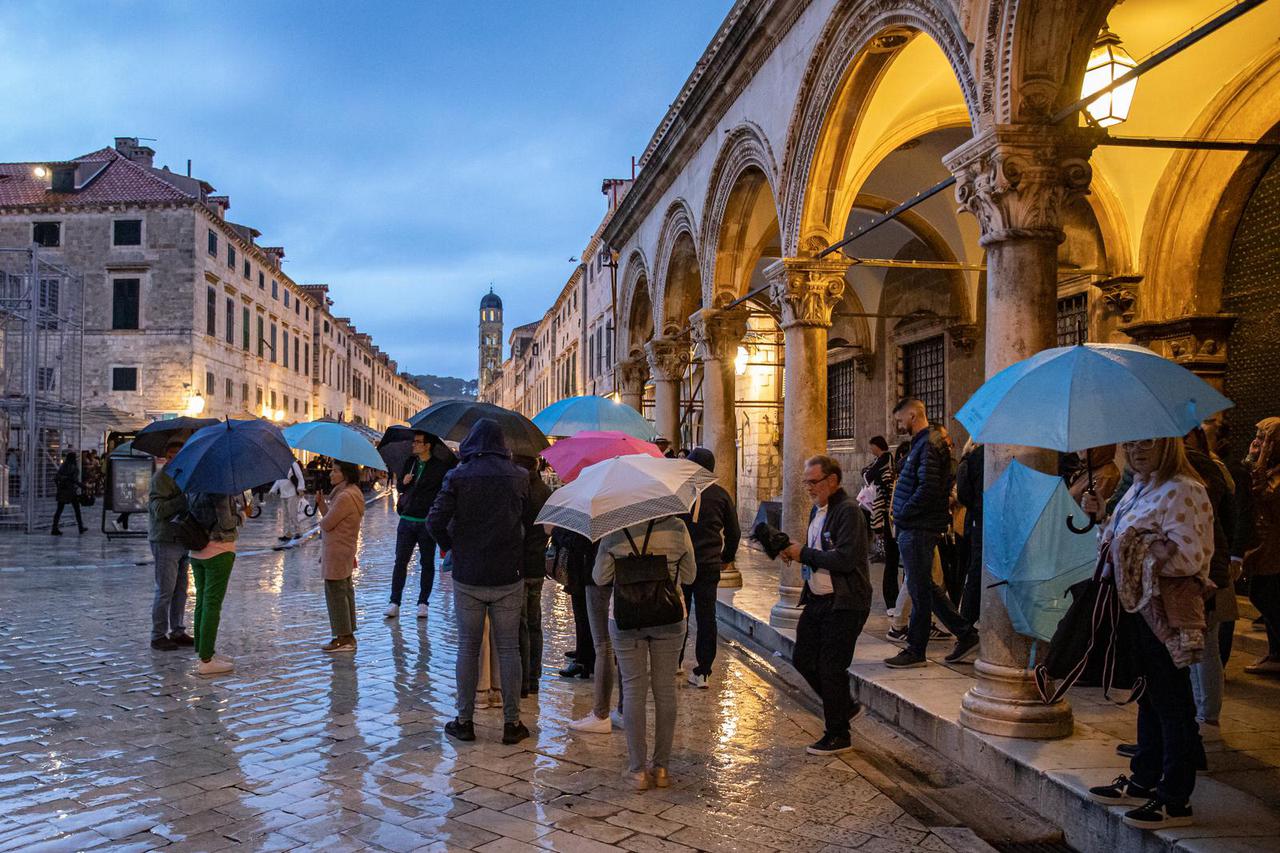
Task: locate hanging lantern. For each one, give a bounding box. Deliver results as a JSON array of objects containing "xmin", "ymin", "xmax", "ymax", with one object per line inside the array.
[{"xmin": 1081, "ymin": 26, "xmax": 1137, "ymax": 127}]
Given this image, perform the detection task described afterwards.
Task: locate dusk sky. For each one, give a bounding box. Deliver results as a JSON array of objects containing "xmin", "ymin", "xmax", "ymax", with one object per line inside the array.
[{"xmin": 0, "ymin": 1, "xmax": 732, "ymax": 380}]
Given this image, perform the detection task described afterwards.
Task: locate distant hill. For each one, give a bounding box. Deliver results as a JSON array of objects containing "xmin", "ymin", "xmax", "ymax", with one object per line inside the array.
[{"xmin": 410, "ymin": 375, "xmax": 477, "ymax": 401}]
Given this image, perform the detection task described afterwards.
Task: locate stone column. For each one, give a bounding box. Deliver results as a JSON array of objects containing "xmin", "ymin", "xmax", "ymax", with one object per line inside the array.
[
  {"xmin": 763, "ymin": 255, "xmax": 850, "ymax": 628},
  {"xmin": 646, "ymin": 337, "xmax": 689, "ymax": 451},
  {"xmin": 690, "ymin": 306, "xmax": 748, "ymax": 588},
  {"xmin": 944, "ymin": 124, "xmax": 1099, "ymax": 739},
  {"xmin": 618, "ymin": 353, "xmax": 649, "ymax": 413}
]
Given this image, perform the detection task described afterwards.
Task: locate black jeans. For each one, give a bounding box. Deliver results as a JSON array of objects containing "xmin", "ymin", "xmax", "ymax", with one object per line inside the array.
[
  {"xmin": 390, "ymin": 518, "xmax": 435, "ymax": 606},
  {"xmin": 519, "ymin": 577, "xmax": 544, "ymax": 690},
  {"xmin": 1249, "ymin": 573, "xmax": 1280, "ymax": 657},
  {"xmin": 794, "ymin": 597, "xmax": 868, "ymax": 738},
  {"xmin": 1130, "ymin": 615, "xmax": 1202, "ymax": 806},
  {"xmin": 570, "ymin": 584, "xmax": 595, "ymax": 670},
  {"xmin": 880, "ymin": 523, "xmax": 899, "ymax": 611},
  {"xmin": 960, "ymin": 533, "xmax": 983, "ymax": 623},
  {"xmin": 899, "ymin": 529, "xmax": 974, "ymax": 658},
  {"xmin": 51, "ymin": 500, "xmax": 83, "ymax": 530},
  {"xmin": 680, "ymin": 567, "xmax": 720, "ymax": 676}
]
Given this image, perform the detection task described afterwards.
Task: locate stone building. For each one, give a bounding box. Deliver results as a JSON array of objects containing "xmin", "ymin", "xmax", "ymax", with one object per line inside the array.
[{"xmin": 0, "ymin": 139, "xmax": 428, "ymax": 446}]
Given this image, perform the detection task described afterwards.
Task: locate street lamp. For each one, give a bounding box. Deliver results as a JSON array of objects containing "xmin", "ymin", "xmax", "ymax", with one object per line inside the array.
[
  {"xmin": 735, "ymin": 346, "xmax": 749, "ymax": 376},
  {"xmin": 1081, "ymin": 26, "xmax": 1137, "ymax": 127},
  {"xmin": 184, "ymin": 392, "xmax": 205, "ymax": 416}
]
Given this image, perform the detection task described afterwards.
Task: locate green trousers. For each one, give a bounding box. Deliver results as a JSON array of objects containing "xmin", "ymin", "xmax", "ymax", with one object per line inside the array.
[
  {"xmin": 191, "ymin": 552, "xmax": 235, "ymax": 661},
  {"xmin": 325, "ymin": 576, "xmax": 357, "ymax": 637}
]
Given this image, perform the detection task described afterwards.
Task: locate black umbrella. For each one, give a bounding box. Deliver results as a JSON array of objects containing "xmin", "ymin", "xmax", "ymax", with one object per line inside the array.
[
  {"xmin": 408, "ymin": 400, "xmax": 548, "ymax": 459},
  {"xmin": 133, "ymin": 417, "xmax": 220, "ymax": 457},
  {"xmin": 377, "ymin": 425, "xmax": 456, "ymax": 475}
]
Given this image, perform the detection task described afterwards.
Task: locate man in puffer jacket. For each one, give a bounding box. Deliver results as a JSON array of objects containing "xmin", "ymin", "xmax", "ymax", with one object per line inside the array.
[
  {"xmin": 428, "ymin": 418, "xmax": 533, "ymax": 745},
  {"xmin": 678, "ymin": 448, "xmax": 740, "ymax": 688}
]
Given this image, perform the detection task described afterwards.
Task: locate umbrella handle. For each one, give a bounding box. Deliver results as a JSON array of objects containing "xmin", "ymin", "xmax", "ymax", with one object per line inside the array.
[{"xmin": 1066, "ymin": 514, "xmax": 1096, "ymax": 534}]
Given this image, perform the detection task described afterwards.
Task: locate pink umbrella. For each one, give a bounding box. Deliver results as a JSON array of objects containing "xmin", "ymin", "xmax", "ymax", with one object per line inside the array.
[{"xmin": 539, "ymin": 430, "xmax": 663, "ymax": 483}]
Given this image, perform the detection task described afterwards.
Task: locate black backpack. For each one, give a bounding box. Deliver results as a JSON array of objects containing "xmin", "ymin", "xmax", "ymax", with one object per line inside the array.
[
  {"xmin": 168, "ymin": 510, "xmax": 211, "ymax": 551},
  {"xmin": 612, "ymin": 521, "xmax": 684, "ymax": 631}
]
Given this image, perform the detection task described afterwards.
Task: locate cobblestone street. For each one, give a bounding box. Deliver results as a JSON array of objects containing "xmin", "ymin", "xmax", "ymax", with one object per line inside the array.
[{"xmin": 0, "ymin": 497, "xmax": 1023, "ymax": 853}]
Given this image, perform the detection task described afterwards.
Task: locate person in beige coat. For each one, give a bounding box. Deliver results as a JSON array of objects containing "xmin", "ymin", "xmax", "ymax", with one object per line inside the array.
[{"xmin": 317, "ymin": 461, "xmax": 366, "ymax": 653}]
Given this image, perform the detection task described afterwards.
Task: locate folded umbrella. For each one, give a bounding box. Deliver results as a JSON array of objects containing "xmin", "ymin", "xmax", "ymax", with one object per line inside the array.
[
  {"xmin": 539, "ymin": 430, "xmax": 662, "ymax": 483},
  {"xmin": 533, "ymin": 395, "xmax": 657, "ymax": 440},
  {"xmin": 133, "ymin": 416, "xmax": 220, "ymax": 457},
  {"xmin": 282, "ymin": 421, "xmax": 386, "ymax": 471},
  {"xmin": 410, "ymin": 400, "xmax": 548, "ymax": 459},
  {"xmin": 536, "ymin": 455, "xmax": 718, "ymax": 541},
  {"xmin": 167, "ymin": 419, "xmax": 295, "ymax": 495}
]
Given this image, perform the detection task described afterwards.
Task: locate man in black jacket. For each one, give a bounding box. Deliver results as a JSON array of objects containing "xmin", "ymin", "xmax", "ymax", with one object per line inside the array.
[
  {"xmin": 678, "ymin": 448, "xmax": 740, "ymax": 688},
  {"xmin": 517, "ymin": 458, "xmax": 552, "ymax": 696},
  {"xmin": 780, "ymin": 455, "xmax": 872, "ymax": 755},
  {"xmin": 386, "ymin": 431, "xmax": 455, "ymax": 619},
  {"xmin": 886, "ymin": 399, "xmax": 977, "ymax": 669},
  {"xmin": 428, "ymin": 419, "xmax": 533, "ymax": 745}
]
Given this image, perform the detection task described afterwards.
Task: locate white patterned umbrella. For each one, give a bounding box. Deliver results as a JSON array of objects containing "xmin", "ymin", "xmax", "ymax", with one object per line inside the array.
[{"xmin": 535, "ymin": 455, "xmax": 718, "ymax": 541}]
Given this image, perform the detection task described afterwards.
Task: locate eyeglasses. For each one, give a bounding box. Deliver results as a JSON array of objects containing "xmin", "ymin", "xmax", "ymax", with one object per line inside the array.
[
  {"xmin": 801, "ymin": 476, "xmax": 830, "ymax": 486},
  {"xmin": 1121, "ymin": 439, "xmax": 1157, "ymax": 451}
]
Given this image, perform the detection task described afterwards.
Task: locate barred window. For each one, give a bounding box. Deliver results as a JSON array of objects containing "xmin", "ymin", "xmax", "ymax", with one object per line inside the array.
[
  {"xmin": 1057, "ymin": 293, "xmax": 1089, "ymax": 346},
  {"xmin": 827, "ymin": 359, "xmax": 857, "ymax": 440},
  {"xmin": 903, "ymin": 336, "xmax": 945, "ymax": 424}
]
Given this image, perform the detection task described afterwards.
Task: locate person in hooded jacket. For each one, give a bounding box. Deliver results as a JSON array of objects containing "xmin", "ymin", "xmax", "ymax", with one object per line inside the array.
[
  {"xmin": 428, "ymin": 418, "xmax": 533, "ymax": 745},
  {"xmin": 677, "ymin": 448, "xmax": 739, "ymax": 688}
]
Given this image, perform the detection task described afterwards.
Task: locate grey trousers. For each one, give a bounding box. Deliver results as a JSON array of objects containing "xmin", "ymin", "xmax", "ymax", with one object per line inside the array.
[
  {"xmin": 150, "ymin": 542, "xmax": 189, "ymax": 641},
  {"xmin": 586, "ymin": 584, "xmax": 622, "ymax": 718},
  {"xmin": 454, "ymin": 579, "xmax": 523, "ymax": 724},
  {"xmin": 325, "ymin": 576, "xmax": 356, "ymax": 637},
  {"xmin": 611, "ymin": 620, "xmax": 684, "ymax": 773}
]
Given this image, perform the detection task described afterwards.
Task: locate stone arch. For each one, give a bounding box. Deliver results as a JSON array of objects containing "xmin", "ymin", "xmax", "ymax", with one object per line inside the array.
[
  {"xmin": 652, "ymin": 199, "xmax": 703, "ymax": 334},
  {"xmin": 618, "ymin": 249, "xmax": 655, "ymax": 359},
  {"xmin": 781, "ymin": 1, "xmax": 980, "ymax": 255}
]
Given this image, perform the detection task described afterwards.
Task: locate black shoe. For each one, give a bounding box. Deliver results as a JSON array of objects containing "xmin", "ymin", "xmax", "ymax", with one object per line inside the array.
[
  {"xmin": 527, "ymin": 683, "xmax": 539, "ymax": 695},
  {"xmin": 520, "ymin": 688, "xmax": 530, "ymax": 699},
  {"xmin": 1089, "ymin": 774, "xmax": 1155, "ymax": 806},
  {"xmin": 806, "ymin": 733, "xmax": 853, "ymax": 755},
  {"xmin": 928, "ymin": 623, "xmax": 951, "ymax": 642},
  {"xmin": 78, "ymin": 526, "xmax": 88, "ymax": 534},
  {"xmin": 150, "ymin": 637, "xmax": 179, "ymax": 651},
  {"xmin": 564, "ymin": 650, "xmax": 577, "ymax": 660},
  {"xmin": 445, "ymin": 719, "xmax": 475, "ymax": 742},
  {"xmin": 558, "ymin": 663, "xmax": 588, "ymax": 678},
  {"xmin": 50, "ymin": 528, "xmax": 62, "ymax": 536},
  {"xmin": 1123, "ymin": 799, "xmax": 1193, "ymax": 829},
  {"xmin": 885, "ymin": 627, "xmax": 908, "ymax": 644},
  {"xmin": 944, "ymin": 632, "xmax": 979, "ymax": 663},
  {"xmin": 502, "ymin": 721, "xmax": 530, "ymax": 745},
  {"xmin": 1116, "ymin": 742, "xmax": 1138, "ymax": 758},
  {"xmin": 169, "ymin": 632, "xmax": 195, "ymax": 647},
  {"xmin": 884, "ymin": 650, "xmax": 926, "ymax": 669}
]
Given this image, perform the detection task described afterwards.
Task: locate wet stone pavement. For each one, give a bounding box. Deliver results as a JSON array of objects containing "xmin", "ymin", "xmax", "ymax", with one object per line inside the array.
[{"xmin": 1, "ymin": 498, "xmax": 997, "ymax": 852}]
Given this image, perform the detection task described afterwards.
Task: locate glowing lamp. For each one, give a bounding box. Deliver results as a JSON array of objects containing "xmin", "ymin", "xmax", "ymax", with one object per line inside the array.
[
  {"xmin": 734, "ymin": 346, "xmax": 749, "ymax": 376},
  {"xmin": 32, "ymin": 166, "xmax": 48, "ymax": 179},
  {"xmin": 1081, "ymin": 26, "xmax": 1136, "ymax": 127},
  {"xmin": 184, "ymin": 393, "xmax": 205, "ymax": 416}
]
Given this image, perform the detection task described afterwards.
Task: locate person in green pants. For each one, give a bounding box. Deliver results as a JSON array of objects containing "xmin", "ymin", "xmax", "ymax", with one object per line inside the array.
[{"xmin": 188, "ymin": 492, "xmax": 243, "ymax": 677}]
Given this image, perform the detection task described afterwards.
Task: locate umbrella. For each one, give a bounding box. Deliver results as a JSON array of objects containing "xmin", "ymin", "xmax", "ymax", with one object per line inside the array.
[
  {"xmin": 536, "ymin": 455, "xmax": 718, "ymax": 541},
  {"xmin": 377, "ymin": 425, "xmax": 456, "ymax": 475},
  {"xmin": 282, "ymin": 421, "xmax": 386, "ymax": 471},
  {"xmin": 133, "ymin": 417, "xmax": 219, "ymax": 457},
  {"xmin": 409, "ymin": 400, "xmax": 548, "ymax": 459},
  {"xmin": 167, "ymin": 418, "xmax": 295, "ymax": 494},
  {"xmin": 539, "ymin": 430, "xmax": 662, "ymax": 483},
  {"xmin": 533, "ymin": 395, "xmax": 657, "ymax": 440},
  {"xmin": 983, "ymin": 461, "xmax": 1098, "ymax": 642},
  {"xmin": 956, "ymin": 342, "xmax": 1232, "ymax": 452}
]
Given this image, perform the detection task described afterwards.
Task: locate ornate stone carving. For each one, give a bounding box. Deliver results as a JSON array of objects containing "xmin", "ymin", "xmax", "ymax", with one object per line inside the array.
[
  {"xmin": 1121, "ymin": 314, "xmax": 1237, "ymax": 381},
  {"xmin": 645, "ymin": 338, "xmax": 691, "ymax": 383},
  {"xmin": 943, "ymin": 126, "xmax": 1101, "ymax": 247},
  {"xmin": 1096, "ymin": 274, "xmax": 1142, "ymax": 323},
  {"xmin": 949, "ymin": 323, "xmax": 980, "ymax": 355},
  {"xmin": 763, "ymin": 257, "xmax": 850, "ymax": 329},
  {"xmin": 690, "ymin": 307, "xmax": 747, "ymax": 364},
  {"xmin": 618, "ymin": 352, "xmax": 650, "ymax": 393}
]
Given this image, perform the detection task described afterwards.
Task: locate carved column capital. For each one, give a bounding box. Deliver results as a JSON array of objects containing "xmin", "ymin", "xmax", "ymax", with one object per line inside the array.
[
  {"xmin": 645, "ymin": 337, "xmax": 691, "ymax": 383},
  {"xmin": 763, "ymin": 257, "xmax": 850, "ymax": 329},
  {"xmin": 690, "ymin": 307, "xmax": 747, "ymax": 364},
  {"xmin": 618, "ymin": 351, "xmax": 650, "ymax": 393},
  {"xmin": 943, "ymin": 125, "xmax": 1101, "ymax": 247}
]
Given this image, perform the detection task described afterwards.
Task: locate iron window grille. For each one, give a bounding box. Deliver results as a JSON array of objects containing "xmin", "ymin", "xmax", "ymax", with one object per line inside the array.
[
  {"xmin": 1057, "ymin": 293, "xmax": 1089, "ymax": 346},
  {"xmin": 902, "ymin": 335, "xmax": 946, "ymax": 424},
  {"xmin": 827, "ymin": 359, "xmax": 857, "ymax": 440}
]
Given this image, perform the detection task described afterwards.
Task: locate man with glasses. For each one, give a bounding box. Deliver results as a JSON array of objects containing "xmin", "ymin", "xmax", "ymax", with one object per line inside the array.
[
  {"xmin": 386, "ymin": 431, "xmax": 455, "ymax": 619},
  {"xmin": 780, "ymin": 455, "xmax": 872, "ymax": 755}
]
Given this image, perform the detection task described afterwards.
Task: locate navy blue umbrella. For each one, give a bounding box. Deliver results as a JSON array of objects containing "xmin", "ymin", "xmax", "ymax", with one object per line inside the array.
[{"xmin": 167, "ymin": 418, "xmax": 295, "ymax": 494}]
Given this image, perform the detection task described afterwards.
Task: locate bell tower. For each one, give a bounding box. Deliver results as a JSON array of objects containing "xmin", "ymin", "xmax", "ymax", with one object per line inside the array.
[{"xmin": 478, "ymin": 287, "xmax": 503, "ymax": 401}]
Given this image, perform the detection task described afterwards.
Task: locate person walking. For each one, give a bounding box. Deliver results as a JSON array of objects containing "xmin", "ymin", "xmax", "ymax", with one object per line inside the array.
[
  {"xmin": 1242, "ymin": 417, "xmax": 1280, "ymax": 675},
  {"xmin": 268, "ymin": 455, "xmax": 306, "ymax": 543},
  {"xmin": 147, "ymin": 440, "xmax": 193, "ymax": 651},
  {"xmin": 1086, "ymin": 437, "xmax": 1213, "ymax": 829},
  {"xmin": 678, "ymin": 448, "xmax": 739, "ymax": 688},
  {"xmin": 862, "ymin": 436, "xmax": 897, "ymax": 613},
  {"xmin": 518, "ymin": 458, "xmax": 551, "ymax": 696},
  {"xmin": 317, "ymin": 461, "xmax": 365, "ymax": 653},
  {"xmin": 780, "ymin": 455, "xmax": 872, "ymax": 755},
  {"xmin": 428, "ymin": 418, "xmax": 532, "ymax": 745},
  {"xmin": 387, "ymin": 431, "xmax": 455, "ymax": 619},
  {"xmin": 189, "ymin": 491, "xmax": 243, "ymax": 677},
  {"xmin": 594, "ymin": 514, "xmax": 696, "ymax": 791},
  {"xmin": 50, "ymin": 451, "xmax": 86, "ymax": 535},
  {"xmin": 883, "ymin": 399, "xmax": 978, "ymax": 668}
]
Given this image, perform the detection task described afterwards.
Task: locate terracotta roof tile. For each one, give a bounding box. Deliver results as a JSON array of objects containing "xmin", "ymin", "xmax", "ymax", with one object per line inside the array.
[{"xmin": 0, "ymin": 147, "xmax": 196, "ymax": 208}]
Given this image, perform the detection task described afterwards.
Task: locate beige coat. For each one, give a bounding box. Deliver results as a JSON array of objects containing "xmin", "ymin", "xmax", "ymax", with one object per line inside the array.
[{"xmin": 320, "ymin": 484, "xmax": 365, "ymax": 580}]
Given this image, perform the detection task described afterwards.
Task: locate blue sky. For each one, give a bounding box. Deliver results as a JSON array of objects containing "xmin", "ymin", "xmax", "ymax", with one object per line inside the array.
[{"xmin": 0, "ymin": 1, "xmax": 732, "ymax": 379}]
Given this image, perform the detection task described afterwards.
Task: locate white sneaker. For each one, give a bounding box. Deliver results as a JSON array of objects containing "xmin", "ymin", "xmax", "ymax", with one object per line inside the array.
[
  {"xmin": 195, "ymin": 658, "xmax": 234, "ymax": 677},
  {"xmin": 384, "ymin": 603, "xmax": 400, "ymax": 619},
  {"xmin": 568, "ymin": 713, "xmax": 611, "ymax": 734},
  {"xmin": 212, "ymin": 653, "xmax": 232, "ymax": 664},
  {"xmin": 417, "ymin": 604, "xmax": 428, "ymax": 619},
  {"xmin": 688, "ymin": 672, "xmax": 709, "ymax": 689},
  {"xmin": 610, "ymin": 709, "xmax": 625, "ymax": 729}
]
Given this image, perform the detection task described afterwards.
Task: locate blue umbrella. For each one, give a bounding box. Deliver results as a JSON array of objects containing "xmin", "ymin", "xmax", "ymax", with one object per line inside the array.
[
  {"xmin": 532, "ymin": 395, "xmax": 656, "ymax": 440},
  {"xmin": 283, "ymin": 421, "xmax": 387, "ymax": 471},
  {"xmin": 984, "ymin": 461, "xmax": 1098, "ymax": 642},
  {"xmin": 956, "ymin": 343, "xmax": 1232, "ymax": 452},
  {"xmin": 167, "ymin": 418, "xmax": 295, "ymax": 494}
]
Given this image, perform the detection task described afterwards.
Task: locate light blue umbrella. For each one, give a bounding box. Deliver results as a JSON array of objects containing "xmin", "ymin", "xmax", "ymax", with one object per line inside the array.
[
  {"xmin": 956, "ymin": 343, "xmax": 1232, "ymax": 452},
  {"xmin": 984, "ymin": 461, "xmax": 1098, "ymax": 642},
  {"xmin": 532, "ymin": 395, "xmax": 657, "ymax": 440},
  {"xmin": 282, "ymin": 421, "xmax": 387, "ymax": 471}
]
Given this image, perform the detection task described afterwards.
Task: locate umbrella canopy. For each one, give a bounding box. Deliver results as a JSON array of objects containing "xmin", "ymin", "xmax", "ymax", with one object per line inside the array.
[
  {"xmin": 956, "ymin": 343, "xmax": 1232, "ymax": 452},
  {"xmin": 282, "ymin": 421, "xmax": 386, "ymax": 471},
  {"xmin": 167, "ymin": 419, "xmax": 295, "ymax": 495},
  {"xmin": 984, "ymin": 461, "xmax": 1098, "ymax": 642},
  {"xmin": 536, "ymin": 455, "xmax": 718, "ymax": 541},
  {"xmin": 377, "ymin": 425, "xmax": 456, "ymax": 475},
  {"xmin": 539, "ymin": 430, "xmax": 662, "ymax": 483},
  {"xmin": 532, "ymin": 395, "xmax": 657, "ymax": 440},
  {"xmin": 409, "ymin": 400, "xmax": 548, "ymax": 459},
  {"xmin": 133, "ymin": 417, "xmax": 220, "ymax": 457}
]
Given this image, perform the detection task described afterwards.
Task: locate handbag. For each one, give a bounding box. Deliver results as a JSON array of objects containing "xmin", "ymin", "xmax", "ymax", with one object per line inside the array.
[
  {"xmin": 168, "ymin": 509, "xmax": 212, "ymax": 551},
  {"xmin": 613, "ymin": 521, "xmax": 684, "ymax": 631},
  {"xmin": 78, "ymin": 491, "xmax": 95, "ymax": 507},
  {"xmin": 547, "ymin": 545, "xmax": 571, "ymax": 587}
]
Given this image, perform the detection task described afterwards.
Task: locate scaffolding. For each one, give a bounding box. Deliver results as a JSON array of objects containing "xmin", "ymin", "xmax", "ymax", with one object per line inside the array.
[{"xmin": 0, "ymin": 247, "xmax": 85, "ymax": 533}]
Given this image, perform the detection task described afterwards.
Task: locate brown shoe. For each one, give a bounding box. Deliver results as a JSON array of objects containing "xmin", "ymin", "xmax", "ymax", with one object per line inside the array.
[
  {"xmin": 651, "ymin": 767, "xmax": 670, "ymax": 788},
  {"xmin": 626, "ymin": 770, "xmax": 652, "ymax": 792}
]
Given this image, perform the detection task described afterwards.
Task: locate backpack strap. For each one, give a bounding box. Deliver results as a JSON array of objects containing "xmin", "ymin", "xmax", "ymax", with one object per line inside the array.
[
  {"xmin": 621, "ymin": 520, "xmax": 658, "ymax": 557},
  {"xmin": 641, "ymin": 519, "xmax": 655, "ymax": 554},
  {"xmin": 621, "ymin": 528, "xmax": 641, "ymax": 557}
]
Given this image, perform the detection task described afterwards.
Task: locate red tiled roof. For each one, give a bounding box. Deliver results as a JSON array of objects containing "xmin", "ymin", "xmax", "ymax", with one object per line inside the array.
[{"xmin": 0, "ymin": 147, "xmax": 196, "ymax": 208}]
